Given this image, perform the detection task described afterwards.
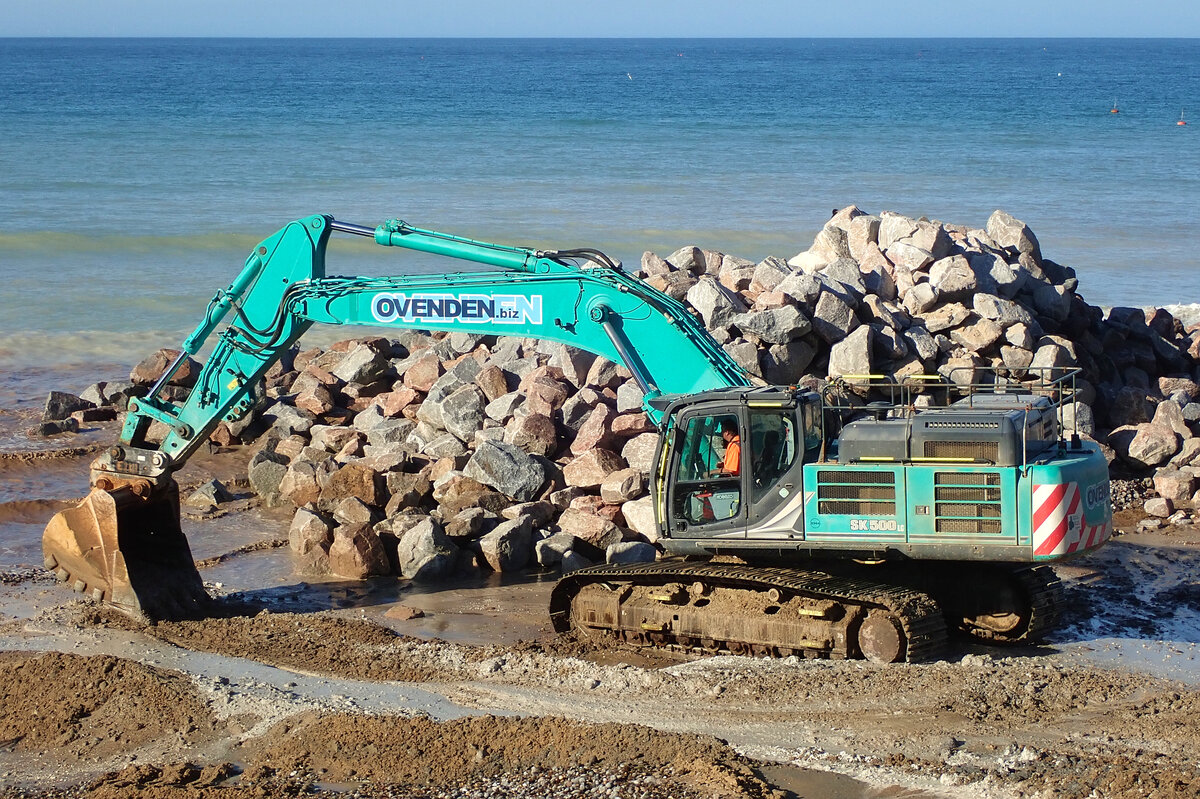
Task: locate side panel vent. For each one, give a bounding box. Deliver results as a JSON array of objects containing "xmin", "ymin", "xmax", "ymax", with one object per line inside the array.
[
  {"xmin": 817, "ymin": 470, "xmax": 896, "ymax": 516},
  {"xmin": 933, "ymin": 471, "xmax": 1004, "ymax": 535}
]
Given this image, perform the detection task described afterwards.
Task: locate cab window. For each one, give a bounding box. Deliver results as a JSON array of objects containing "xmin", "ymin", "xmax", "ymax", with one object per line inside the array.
[
  {"xmin": 749, "ymin": 409, "xmax": 798, "ymax": 503},
  {"xmin": 801, "ymin": 397, "xmax": 823, "ymax": 453},
  {"xmin": 671, "ymin": 414, "xmax": 742, "ymax": 525}
]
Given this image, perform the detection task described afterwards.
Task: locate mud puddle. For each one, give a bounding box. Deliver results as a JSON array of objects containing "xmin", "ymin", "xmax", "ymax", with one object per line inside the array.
[
  {"xmin": 1054, "ymin": 532, "xmax": 1200, "ymax": 685},
  {"xmin": 378, "ymin": 572, "xmax": 559, "ymax": 645},
  {"xmin": 755, "ymin": 763, "xmax": 943, "ymax": 798}
]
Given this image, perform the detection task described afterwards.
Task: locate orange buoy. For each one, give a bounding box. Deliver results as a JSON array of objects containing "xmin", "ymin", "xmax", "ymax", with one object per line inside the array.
[
  {"xmin": 1179, "ymin": 110, "xmax": 1188, "ymax": 126},
  {"xmin": 1111, "ymin": 98, "xmax": 1119, "ymax": 114}
]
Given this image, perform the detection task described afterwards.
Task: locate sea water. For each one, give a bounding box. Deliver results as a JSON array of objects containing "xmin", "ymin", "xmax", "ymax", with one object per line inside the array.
[{"xmin": 1, "ymin": 37, "xmax": 1198, "ymax": 401}]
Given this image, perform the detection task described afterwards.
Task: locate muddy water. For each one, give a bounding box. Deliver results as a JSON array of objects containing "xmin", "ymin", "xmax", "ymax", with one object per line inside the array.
[
  {"xmin": 0, "ymin": 456, "xmax": 90, "ymax": 568},
  {"xmin": 1053, "ymin": 532, "xmax": 1200, "ymax": 685},
  {"xmin": 201, "ymin": 538, "xmax": 557, "ymax": 647},
  {"xmin": 755, "ymin": 764, "xmax": 943, "ymax": 799},
  {"xmin": 0, "ymin": 393, "xmax": 123, "ymax": 565},
  {"xmin": 390, "ymin": 574, "xmax": 558, "ymax": 644},
  {"xmin": 206, "ymin": 552, "xmax": 557, "ymax": 647}
]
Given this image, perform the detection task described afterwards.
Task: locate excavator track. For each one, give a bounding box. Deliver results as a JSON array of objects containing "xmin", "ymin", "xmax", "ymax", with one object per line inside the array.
[
  {"xmin": 933, "ymin": 565, "xmax": 1063, "ymax": 646},
  {"xmin": 843, "ymin": 562, "xmax": 1063, "ymax": 647},
  {"xmin": 550, "ymin": 561, "xmax": 947, "ymax": 663}
]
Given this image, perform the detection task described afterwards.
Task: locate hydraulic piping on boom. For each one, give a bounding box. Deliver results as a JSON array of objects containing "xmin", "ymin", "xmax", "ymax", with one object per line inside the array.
[{"xmin": 42, "ymin": 214, "xmax": 1112, "ymax": 664}]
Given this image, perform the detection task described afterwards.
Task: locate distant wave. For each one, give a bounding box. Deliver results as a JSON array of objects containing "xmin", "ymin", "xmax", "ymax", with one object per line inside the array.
[
  {"xmin": 0, "ymin": 325, "xmax": 420, "ymax": 375},
  {"xmin": 0, "ymin": 329, "xmax": 191, "ymax": 372},
  {"xmin": 0, "ymin": 230, "xmax": 263, "ymax": 255}
]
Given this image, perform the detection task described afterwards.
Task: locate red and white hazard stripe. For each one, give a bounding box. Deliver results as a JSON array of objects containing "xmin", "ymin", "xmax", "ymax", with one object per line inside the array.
[{"xmin": 1032, "ymin": 482, "xmax": 1110, "ymax": 557}]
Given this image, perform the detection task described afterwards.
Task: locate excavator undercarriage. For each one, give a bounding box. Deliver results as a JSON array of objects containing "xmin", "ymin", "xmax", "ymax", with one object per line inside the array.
[
  {"xmin": 551, "ymin": 560, "xmax": 947, "ymax": 663},
  {"xmin": 551, "ymin": 560, "xmax": 1062, "ymax": 663}
]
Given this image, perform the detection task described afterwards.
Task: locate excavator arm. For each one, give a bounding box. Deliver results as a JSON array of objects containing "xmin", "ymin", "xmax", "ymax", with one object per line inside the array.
[{"xmin": 43, "ymin": 214, "xmax": 750, "ymax": 619}]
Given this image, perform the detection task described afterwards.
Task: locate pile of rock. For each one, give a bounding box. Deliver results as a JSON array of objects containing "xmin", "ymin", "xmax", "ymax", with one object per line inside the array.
[
  {"xmin": 46, "ymin": 206, "xmax": 1200, "ymax": 576},
  {"xmin": 645, "ymin": 207, "xmax": 1197, "ymax": 437},
  {"xmin": 208, "ymin": 333, "xmax": 662, "ymax": 581},
  {"xmin": 642, "ymin": 205, "xmax": 1200, "ymax": 520}
]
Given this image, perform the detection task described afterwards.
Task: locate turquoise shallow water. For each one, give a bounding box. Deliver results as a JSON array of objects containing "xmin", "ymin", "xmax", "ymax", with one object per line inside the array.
[{"xmin": 1, "ymin": 37, "xmax": 1198, "ymax": 392}]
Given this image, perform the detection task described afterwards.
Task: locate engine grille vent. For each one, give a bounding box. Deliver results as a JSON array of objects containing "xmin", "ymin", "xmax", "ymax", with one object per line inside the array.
[
  {"xmin": 924, "ymin": 421, "xmax": 1001, "ymax": 429},
  {"xmin": 934, "ymin": 471, "xmax": 1004, "ymax": 535},
  {"xmin": 817, "ymin": 470, "xmax": 896, "ymax": 516},
  {"xmin": 922, "ymin": 440, "xmax": 999, "ymax": 462},
  {"xmin": 817, "ymin": 470, "xmax": 886, "ymax": 484}
]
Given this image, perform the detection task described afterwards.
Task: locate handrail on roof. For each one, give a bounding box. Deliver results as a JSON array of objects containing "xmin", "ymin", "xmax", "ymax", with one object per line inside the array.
[{"xmin": 821, "ymin": 366, "xmax": 1081, "ymax": 445}]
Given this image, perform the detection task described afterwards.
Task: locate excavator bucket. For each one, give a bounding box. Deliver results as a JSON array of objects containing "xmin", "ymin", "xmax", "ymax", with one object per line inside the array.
[{"xmin": 42, "ymin": 480, "xmax": 213, "ymax": 621}]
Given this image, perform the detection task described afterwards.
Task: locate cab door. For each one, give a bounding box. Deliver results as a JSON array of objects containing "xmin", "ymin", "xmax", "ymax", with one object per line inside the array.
[{"xmin": 664, "ymin": 410, "xmax": 747, "ymax": 540}]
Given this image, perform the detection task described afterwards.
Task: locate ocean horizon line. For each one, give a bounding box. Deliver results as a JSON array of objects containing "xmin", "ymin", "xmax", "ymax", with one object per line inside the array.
[{"xmin": 3, "ymin": 35, "xmax": 1198, "ymax": 41}]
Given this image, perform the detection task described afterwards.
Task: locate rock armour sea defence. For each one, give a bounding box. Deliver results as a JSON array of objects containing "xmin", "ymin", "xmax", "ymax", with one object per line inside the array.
[{"xmin": 53, "ymin": 207, "xmax": 1200, "ymax": 577}]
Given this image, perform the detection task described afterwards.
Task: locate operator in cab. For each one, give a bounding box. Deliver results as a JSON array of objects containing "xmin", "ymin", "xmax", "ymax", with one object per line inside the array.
[{"xmin": 714, "ymin": 418, "xmax": 741, "ymax": 476}]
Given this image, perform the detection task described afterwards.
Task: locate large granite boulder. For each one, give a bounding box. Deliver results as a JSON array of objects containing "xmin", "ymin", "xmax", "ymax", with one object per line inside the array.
[
  {"xmin": 477, "ymin": 517, "xmax": 533, "ymax": 572},
  {"xmin": 396, "ymin": 517, "xmax": 459, "ymax": 580},
  {"xmin": 464, "ymin": 439, "xmax": 548, "ymax": 501},
  {"xmin": 329, "ymin": 522, "xmax": 391, "ymax": 579}
]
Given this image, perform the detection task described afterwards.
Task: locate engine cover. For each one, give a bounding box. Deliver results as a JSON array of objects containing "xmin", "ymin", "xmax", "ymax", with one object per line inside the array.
[{"xmin": 838, "ymin": 393, "xmax": 1056, "ymax": 467}]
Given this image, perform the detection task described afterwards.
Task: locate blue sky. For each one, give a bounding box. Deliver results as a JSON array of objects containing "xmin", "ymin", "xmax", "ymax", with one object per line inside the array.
[{"xmin": 8, "ymin": 1, "xmax": 1200, "ymax": 37}]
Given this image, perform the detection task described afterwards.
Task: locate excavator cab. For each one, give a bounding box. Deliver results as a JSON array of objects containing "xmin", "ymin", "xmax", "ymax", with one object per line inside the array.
[{"xmin": 657, "ymin": 388, "xmax": 817, "ymax": 545}]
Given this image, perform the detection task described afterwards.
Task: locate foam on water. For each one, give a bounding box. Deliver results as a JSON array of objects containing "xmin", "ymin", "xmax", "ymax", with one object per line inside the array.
[{"xmin": 1163, "ymin": 303, "xmax": 1200, "ymax": 329}]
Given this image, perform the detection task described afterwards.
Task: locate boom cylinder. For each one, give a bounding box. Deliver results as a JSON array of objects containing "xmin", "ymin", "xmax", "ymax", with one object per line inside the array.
[
  {"xmin": 180, "ymin": 253, "xmax": 265, "ymax": 354},
  {"xmin": 373, "ymin": 219, "xmax": 545, "ymax": 272}
]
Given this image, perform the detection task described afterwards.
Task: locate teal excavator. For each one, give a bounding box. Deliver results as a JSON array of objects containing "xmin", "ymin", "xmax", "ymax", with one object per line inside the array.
[{"xmin": 43, "ymin": 215, "xmax": 1113, "ymax": 662}]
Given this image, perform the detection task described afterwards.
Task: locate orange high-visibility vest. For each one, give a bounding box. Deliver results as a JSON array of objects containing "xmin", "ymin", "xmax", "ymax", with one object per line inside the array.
[{"xmin": 722, "ymin": 436, "xmax": 741, "ymax": 475}]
